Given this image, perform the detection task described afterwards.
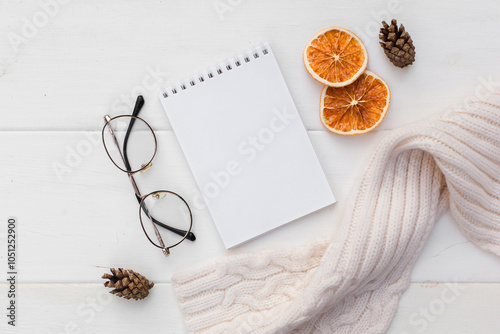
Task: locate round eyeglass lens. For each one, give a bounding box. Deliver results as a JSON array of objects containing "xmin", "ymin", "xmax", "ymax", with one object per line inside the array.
[
  {"xmin": 102, "ymin": 115, "xmax": 156, "ymax": 173},
  {"xmin": 139, "ymin": 191, "xmax": 192, "ymax": 249}
]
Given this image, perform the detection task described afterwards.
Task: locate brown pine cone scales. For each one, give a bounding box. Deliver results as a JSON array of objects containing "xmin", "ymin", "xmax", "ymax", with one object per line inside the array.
[
  {"xmin": 379, "ymin": 19, "xmax": 416, "ymax": 68},
  {"xmin": 102, "ymin": 268, "xmax": 154, "ymax": 300}
]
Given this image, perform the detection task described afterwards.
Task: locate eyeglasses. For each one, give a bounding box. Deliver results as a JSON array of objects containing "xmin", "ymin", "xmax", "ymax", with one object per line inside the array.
[{"xmin": 102, "ymin": 95, "xmax": 195, "ymax": 256}]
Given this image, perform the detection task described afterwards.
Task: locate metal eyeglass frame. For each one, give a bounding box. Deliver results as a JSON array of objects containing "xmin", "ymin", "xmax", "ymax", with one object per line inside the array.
[{"xmin": 101, "ymin": 95, "xmax": 195, "ymax": 256}]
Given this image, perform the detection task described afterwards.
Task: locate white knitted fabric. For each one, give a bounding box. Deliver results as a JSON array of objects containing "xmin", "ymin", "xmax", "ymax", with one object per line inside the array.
[{"xmin": 172, "ymin": 94, "xmax": 500, "ymax": 334}]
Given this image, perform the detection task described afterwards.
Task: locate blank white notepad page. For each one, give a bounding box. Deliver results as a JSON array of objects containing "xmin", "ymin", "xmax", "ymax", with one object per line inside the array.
[{"xmin": 159, "ymin": 43, "xmax": 335, "ymax": 248}]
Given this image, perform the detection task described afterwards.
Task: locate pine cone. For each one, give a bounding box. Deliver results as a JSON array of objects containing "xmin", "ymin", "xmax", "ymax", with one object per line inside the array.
[
  {"xmin": 379, "ymin": 19, "xmax": 416, "ymax": 68},
  {"xmin": 102, "ymin": 268, "xmax": 154, "ymax": 300}
]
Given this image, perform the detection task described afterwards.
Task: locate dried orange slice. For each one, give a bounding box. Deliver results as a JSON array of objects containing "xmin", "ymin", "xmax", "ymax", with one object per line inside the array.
[
  {"xmin": 303, "ymin": 27, "xmax": 368, "ymax": 87},
  {"xmin": 320, "ymin": 70, "xmax": 390, "ymax": 135}
]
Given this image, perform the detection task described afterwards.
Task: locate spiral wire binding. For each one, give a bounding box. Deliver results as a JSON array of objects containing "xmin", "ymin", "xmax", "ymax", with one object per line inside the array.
[{"xmin": 161, "ymin": 43, "xmax": 270, "ymax": 98}]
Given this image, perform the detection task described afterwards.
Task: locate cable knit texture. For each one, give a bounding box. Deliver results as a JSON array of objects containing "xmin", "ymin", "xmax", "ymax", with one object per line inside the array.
[{"xmin": 172, "ymin": 93, "xmax": 500, "ymax": 334}]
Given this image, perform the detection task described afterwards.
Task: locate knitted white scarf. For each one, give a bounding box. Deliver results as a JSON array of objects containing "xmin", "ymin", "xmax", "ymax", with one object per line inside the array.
[{"xmin": 172, "ymin": 93, "xmax": 500, "ymax": 334}]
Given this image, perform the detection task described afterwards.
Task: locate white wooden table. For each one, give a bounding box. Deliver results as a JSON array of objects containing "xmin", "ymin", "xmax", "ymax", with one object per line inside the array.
[{"xmin": 1, "ymin": 1, "xmax": 500, "ymax": 333}]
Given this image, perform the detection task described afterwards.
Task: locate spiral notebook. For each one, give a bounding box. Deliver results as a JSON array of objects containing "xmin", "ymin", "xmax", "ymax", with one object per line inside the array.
[{"xmin": 159, "ymin": 43, "xmax": 335, "ymax": 248}]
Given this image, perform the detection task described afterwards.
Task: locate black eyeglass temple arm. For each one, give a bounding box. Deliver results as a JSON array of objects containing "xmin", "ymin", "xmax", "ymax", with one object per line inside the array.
[
  {"xmin": 135, "ymin": 194, "xmax": 196, "ymax": 241},
  {"xmin": 122, "ymin": 96, "xmax": 144, "ymax": 172}
]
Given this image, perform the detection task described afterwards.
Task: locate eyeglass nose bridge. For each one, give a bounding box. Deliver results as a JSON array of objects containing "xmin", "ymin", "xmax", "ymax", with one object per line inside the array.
[
  {"xmin": 129, "ymin": 173, "xmax": 145, "ymax": 199},
  {"xmin": 126, "ymin": 162, "xmax": 154, "ymax": 200}
]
